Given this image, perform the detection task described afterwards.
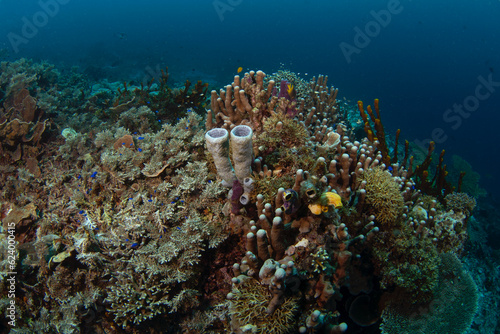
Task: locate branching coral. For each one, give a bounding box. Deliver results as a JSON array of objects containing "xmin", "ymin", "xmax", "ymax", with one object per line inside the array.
[
  {"xmin": 108, "ymin": 67, "xmax": 210, "ymax": 126},
  {"xmin": 444, "ymin": 192, "xmax": 476, "ymax": 217}
]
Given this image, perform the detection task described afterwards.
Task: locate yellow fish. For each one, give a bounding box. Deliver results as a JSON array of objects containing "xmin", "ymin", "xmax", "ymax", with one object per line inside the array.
[{"xmin": 237, "ymin": 67, "xmax": 243, "ymax": 73}]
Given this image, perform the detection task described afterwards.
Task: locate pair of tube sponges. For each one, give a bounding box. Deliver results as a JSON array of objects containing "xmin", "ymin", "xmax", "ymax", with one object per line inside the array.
[{"xmin": 205, "ymin": 125, "xmax": 253, "ymax": 187}]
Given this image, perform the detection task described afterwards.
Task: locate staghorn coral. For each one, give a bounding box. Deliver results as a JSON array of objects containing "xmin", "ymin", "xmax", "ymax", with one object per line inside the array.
[
  {"xmin": 117, "ymin": 105, "xmax": 158, "ymax": 133},
  {"xmin": 304, "ymin": 75, "xmax": 340, "ymax": 124},
  {"xmin": 104, "ymin": 197, "xmax": 227, "ymax": 327},
  {"xmin": 179, "ymin": 304, "xmax": 229, "ymax": 333},
  {"xmin": 96, "ymin": 117, "xmax": 228, "ymax": 327}
]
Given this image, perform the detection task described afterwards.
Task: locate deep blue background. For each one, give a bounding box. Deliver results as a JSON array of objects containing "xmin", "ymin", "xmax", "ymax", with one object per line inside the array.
[{"xmin": 1, "ymin": 0, "xmax": 499, "ymax": 197}]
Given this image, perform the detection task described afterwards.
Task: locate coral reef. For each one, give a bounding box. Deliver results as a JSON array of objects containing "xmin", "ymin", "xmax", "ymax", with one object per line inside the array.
[
  {"xmin": 380, "ymin": 252, "xmax": 478, "ymax": 334},
  {"xmin": 104, "ymin": 66, "xmax": 210, "ymax": 128},
  {"xmin": 0, "ymin": 60, "xmax": 491, "ymax": 334}
]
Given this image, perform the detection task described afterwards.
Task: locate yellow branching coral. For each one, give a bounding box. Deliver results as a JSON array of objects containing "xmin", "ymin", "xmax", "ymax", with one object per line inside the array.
[{"xmin": 361, "ymin": 166, "xmax": 404, "ymax": 225}]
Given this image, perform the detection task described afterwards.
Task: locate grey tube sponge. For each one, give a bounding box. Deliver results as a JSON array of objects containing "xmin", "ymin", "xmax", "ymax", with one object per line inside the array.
[
  {"xmin": 205, "ymin": 128, "xmax": 236, "ymax": 186},
  {"xmin": 230, "ymin": 125, "xmax": 253, "ymax": 182}
]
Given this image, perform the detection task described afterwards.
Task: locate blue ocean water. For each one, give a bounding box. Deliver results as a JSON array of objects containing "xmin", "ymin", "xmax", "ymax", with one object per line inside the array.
[{"xmin": 1, "ymin": 0, "xmax": 499, "ymax": 197}]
